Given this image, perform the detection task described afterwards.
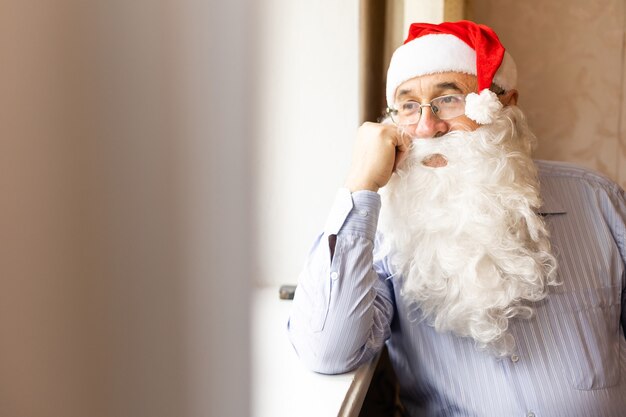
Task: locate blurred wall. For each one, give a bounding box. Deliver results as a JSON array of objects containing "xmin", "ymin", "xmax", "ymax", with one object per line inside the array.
[
  {"xmin": 0, "ymin": 1, "xmax": 252, "ymax": 416},
  {"xmin": 405, "ymin": 0, "xmax": 444, "ymax": 29},
  {"xmin": 471, "ymin": 0, "xmax": 626, "ymax": 188},
  {"xmin": 255, "ymin": 0, "xmax": 359, "ymax": 287}
]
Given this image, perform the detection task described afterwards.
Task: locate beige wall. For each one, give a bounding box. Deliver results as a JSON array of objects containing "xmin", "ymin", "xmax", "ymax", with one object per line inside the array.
[{"xmin": 471, "ymin": 0, "xmax": 626, "ymax": 188}]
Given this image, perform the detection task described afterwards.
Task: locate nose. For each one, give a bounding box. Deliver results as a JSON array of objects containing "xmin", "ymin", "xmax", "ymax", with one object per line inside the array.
[{"xmin": 413, "ymin": 106, "xmax": 449, "ymax": 139}]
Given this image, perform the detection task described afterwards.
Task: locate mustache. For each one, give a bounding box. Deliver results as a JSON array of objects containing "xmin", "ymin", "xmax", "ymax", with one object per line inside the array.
[
  {"xmin": 408, "ymin": 124, "xmax": 496, "ymax": 149},
  {"xmin": 396, "ymin": 131, "xmax": 476, "ymax": 170}
]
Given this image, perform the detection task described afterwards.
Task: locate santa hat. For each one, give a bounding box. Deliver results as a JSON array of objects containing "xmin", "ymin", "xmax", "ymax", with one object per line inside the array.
[{"xmin": 386, "ymin": 21, "xmax": 517, "ymax": 124}]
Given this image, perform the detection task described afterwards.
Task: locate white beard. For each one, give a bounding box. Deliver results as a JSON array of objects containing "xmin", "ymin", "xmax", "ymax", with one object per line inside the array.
[{"xmin": 378, "ymin": 106, "xmax": 559, "ymax": 356}]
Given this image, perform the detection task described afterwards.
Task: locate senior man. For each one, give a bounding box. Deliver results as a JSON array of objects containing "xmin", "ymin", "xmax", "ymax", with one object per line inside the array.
[{"xmin": 288, "ymin": 21, "xmax": 626, "ymax": 416}]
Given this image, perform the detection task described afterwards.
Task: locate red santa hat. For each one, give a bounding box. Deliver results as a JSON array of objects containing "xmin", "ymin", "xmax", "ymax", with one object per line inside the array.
[{"xmin": 386, "ymin": 20, "xmax": 517, "ymax": 124}]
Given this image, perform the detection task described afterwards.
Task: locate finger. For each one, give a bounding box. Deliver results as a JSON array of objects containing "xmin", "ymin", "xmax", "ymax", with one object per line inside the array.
[
  {"xmin": 395, "ymin": 128, "xmax": 412, "ymax": 152},
  {"xmin": 393, "ymin": 148, "xmax": 407, "ymax": 172}
]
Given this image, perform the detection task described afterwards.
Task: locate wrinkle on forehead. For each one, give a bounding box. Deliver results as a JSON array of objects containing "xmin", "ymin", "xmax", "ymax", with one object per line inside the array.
[{"xmin": 395, "ymin": 72, "xmax": 478, "ymax": 101}]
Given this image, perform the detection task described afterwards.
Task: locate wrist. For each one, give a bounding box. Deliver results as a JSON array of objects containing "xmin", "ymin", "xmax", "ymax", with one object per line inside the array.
[{"xmin": 344, "ymin": 178, "xmax": 379, "ymax": 193}]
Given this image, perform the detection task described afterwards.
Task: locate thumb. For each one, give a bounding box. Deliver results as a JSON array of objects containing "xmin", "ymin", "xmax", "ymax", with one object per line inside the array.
[{"xmin": 393, "ymin": 131, "xmax": 412, "ymax": 171}]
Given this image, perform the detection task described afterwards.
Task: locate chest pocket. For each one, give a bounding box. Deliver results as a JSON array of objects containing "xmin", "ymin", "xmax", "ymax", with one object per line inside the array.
[{"xmin": 549, "ymin": 285, "xmax": 622, "ymax": 390}]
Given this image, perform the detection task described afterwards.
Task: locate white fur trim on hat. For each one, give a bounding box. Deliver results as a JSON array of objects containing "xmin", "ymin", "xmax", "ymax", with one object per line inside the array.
[{"xmin": 386, "ymin": 34, "xmax": 517, "ymax": 108}]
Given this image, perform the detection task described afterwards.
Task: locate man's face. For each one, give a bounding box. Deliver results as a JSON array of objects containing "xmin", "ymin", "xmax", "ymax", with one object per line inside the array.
[{"xmin": 393, "ymin": 71, "xmax": 481, "ymax": 139}]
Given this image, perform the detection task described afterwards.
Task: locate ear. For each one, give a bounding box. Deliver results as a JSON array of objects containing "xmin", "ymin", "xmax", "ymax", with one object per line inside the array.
[{"xmin": 500, "ymin": 89, "xmax": 518, "ymax": 106}]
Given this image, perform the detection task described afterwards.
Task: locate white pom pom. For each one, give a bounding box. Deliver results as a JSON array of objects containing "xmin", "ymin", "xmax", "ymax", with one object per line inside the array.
[{"xmin": 465, "ymin": 89, "xmax": 503, "ymax": 124}]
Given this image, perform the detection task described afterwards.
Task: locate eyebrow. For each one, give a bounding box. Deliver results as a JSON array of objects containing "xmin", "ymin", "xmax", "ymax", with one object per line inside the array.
[
  {"xmin": 396, "ymin": 88, "xmax": 414, "ymax": 99},
  {"xmin": 435, "ymin": 82, "xmax": 463, "ymax": 93},
  {"xmin": 396, "ymin": 81, "xmax": 464, "ymax": 100}
]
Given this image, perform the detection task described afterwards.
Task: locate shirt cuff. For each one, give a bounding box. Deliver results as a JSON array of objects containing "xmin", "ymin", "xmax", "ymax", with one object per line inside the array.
[{"xmin": 323, "ymin": 188, "xmax": 381, "ymax": 240}]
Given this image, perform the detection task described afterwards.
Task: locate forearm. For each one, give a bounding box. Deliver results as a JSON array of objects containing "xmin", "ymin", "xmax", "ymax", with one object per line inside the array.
[{"xmin": 288, "ymin": 190, "xmax": 393, "ymax": 374}]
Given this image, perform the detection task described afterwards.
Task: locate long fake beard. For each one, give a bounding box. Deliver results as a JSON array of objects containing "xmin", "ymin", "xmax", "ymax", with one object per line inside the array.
[{"xmin": 378, "ymin": 106, "xmax": 559, "ymax": 356}]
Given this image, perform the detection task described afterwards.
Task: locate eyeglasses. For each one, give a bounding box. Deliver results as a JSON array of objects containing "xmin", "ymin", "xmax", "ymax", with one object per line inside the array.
[{"xmin": 386, "ymin": 94, "xmax": 467, "ymax": 126}]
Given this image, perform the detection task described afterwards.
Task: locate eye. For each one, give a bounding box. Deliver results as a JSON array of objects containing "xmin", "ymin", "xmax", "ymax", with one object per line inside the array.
[
  {"xmin": 439, "ymin": 95, "xmax": 461, "ymax": 105},
  {"xmin": 431, "ymin": 94, "xmax": 466, "ymax": 120},
  {"xmin": 399, "ymin": 101, "xmax": 420, "ymax": 113}
]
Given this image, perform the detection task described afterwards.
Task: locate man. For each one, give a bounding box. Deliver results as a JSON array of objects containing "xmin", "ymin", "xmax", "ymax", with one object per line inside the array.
[{"xmin": 288, "ymin": 21, "xmax": 626, "ymax": 416}]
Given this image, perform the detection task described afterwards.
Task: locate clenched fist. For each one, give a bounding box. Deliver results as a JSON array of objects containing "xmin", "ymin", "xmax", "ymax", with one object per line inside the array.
[{"xmin": 344, "ymin": 122, "xmax": 411, "ymax": 192}]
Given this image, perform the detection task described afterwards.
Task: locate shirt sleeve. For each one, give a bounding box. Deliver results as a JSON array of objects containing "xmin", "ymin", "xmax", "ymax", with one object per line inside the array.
[{"xmin": 287, "ymin": 188, "xmax": 395, "ymax": 374}]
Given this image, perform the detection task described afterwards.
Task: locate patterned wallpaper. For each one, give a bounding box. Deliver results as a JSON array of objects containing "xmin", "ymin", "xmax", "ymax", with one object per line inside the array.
[{"xmin": 470, "ymin": 0, "xmax": 626, "ymax": 188}]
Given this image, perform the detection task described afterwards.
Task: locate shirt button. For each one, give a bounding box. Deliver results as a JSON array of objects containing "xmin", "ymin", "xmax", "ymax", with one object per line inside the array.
[
  {"xmin": 358, "ymin": 209, "xmax": 368, "ymax": 217},
  {"xmin": 527, "ymin": 412, "xmax": 535, "ymax": 417},
  {"xmin": 511, "ymin": 354, "xmax": 520, "ymax": 363},
  {"xmin": 330, "ymin": 271, "xmax": 339, "ymax": 280}
]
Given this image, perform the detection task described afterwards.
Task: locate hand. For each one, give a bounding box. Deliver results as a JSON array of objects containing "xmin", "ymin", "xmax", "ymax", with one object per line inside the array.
[{"xmin": 344, "ymin": 122, "xmax": 410, "ymax": 192}]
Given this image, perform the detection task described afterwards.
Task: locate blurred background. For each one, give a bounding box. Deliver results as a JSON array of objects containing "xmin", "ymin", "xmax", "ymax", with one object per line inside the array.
[
  {"xmin": 1, "ymin": 1, "xmax": 624, "ymax": 416},
  {"xmin": 1, "ymin": 1, "xmax": 252, "ymax": 416}
]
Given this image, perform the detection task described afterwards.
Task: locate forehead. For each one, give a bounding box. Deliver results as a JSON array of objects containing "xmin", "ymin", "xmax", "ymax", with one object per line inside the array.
[{"xmin": 395, "ymin": 72, "xmax": 478, "ymax": 100}]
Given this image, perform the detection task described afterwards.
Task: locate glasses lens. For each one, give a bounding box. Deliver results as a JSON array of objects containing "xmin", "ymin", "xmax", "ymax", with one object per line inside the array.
[
  {"xmin": 393, "ymin": 101, "xmax": 421, "ymax": 125},
  {"xmin": 431, "ymin": 95, "xmax": 465, "ymax": 120}
]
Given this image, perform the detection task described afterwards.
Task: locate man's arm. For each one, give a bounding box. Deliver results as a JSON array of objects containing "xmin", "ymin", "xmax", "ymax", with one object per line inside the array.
[
  {"xmin": 288, "ymin": 122, "xmax": 407, "ymax": 374},
  {"xmin": 288, "ymin": 189, "xmax": 394, "ymax": 374}
]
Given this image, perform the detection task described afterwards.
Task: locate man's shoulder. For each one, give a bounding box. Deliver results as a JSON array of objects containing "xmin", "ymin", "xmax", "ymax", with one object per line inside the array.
[
  {"xmin": 535, "ymin": 159, "xmax": 624, "ymax": 195},
  {"xmin": 535, "ymin": 159, "xmax": 625, "ymax": 215}
]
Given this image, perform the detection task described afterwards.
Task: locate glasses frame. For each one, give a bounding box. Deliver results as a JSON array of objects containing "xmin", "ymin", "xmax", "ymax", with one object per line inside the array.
[{"xmin": 386, "ymin": 93, "xmax": 467, "ymax": 126}]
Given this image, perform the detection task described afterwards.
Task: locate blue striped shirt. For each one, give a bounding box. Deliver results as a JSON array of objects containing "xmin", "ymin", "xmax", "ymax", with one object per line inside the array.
[{"xmin": 288, "ymin": 160, "xmax": 626, "ymax": 417}]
